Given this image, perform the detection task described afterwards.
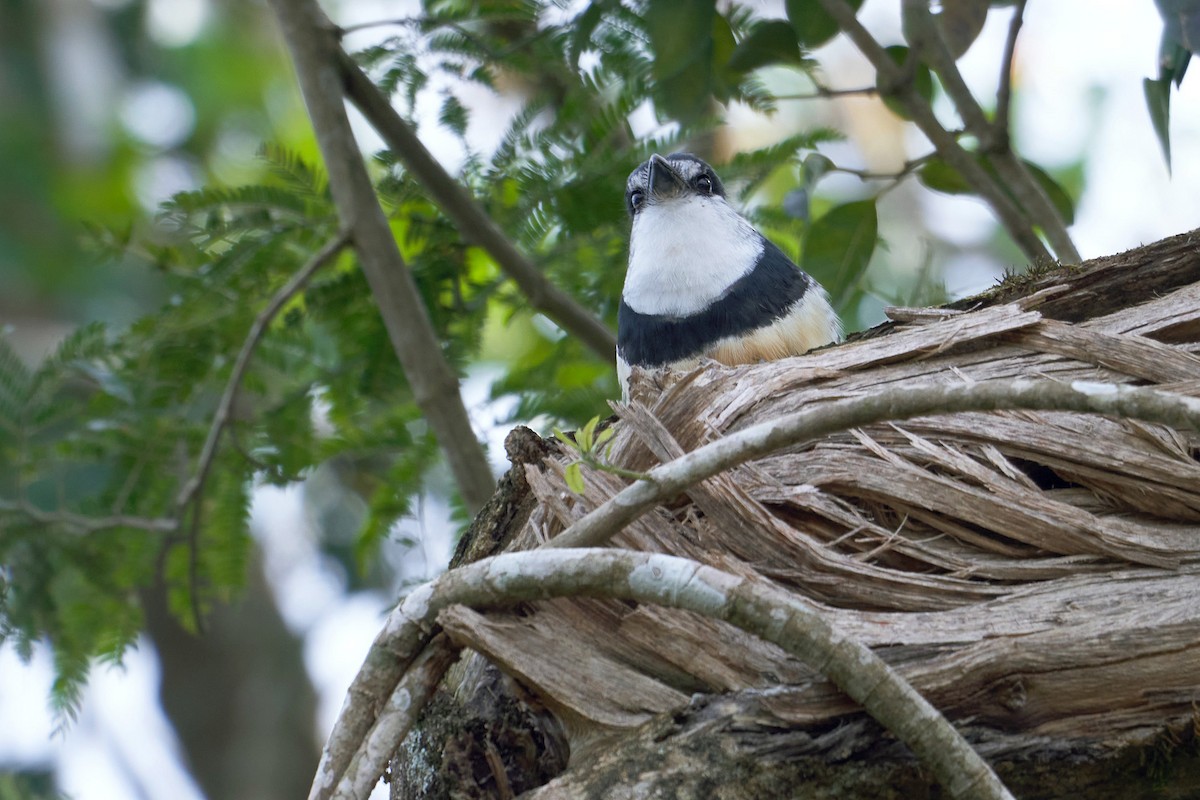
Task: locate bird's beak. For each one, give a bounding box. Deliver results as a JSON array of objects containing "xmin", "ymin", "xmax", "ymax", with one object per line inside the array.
[{"xmin": 647, "ymin": 153, "xmax": 687, "ymax": 200}]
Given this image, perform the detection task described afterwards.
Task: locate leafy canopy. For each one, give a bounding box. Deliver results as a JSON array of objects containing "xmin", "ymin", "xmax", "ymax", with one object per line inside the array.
[{"xmin": 11, "ymin": 0, "xmax": 1182, "ymax": 712}]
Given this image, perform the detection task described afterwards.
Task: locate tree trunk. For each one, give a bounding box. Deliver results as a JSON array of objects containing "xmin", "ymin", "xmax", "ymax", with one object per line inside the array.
[{"xmin": 392, "ymin": 229, "xmax": 1200, "ymax": 798}]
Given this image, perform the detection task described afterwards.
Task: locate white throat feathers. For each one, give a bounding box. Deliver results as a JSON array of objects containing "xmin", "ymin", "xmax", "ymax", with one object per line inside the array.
[{"xmin": 622, "ymin": 193, "xmax": 763, "ymax": 316}]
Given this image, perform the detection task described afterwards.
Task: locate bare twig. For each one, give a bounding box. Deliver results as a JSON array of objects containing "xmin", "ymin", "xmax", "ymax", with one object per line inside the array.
[
  {"xmin": 336, "ymin": 16, "xmax": 422, "ymax": 35},
  {"xmin": 994, "ymin": 0, "xmax": 1027, "ymax": 145},
  {"xmin": 174, "ymin": 233, "xmax": 349, "ymax": 512},
  {"xmin": 335, "ymin": 50, "xmax": 617, "ymax": 361},
  {"xmin": 268, "ymin": 0, "xmax": 496, "ymax": 512},
  {"xmin": 775, "ymin": 84, "xmax": 880, "ymax": 101},
  {"xmin": 0, "ymin": 498, "xmax": 177, "ymax": 534},
  {"xmin": 833, "ymin": 151, "xmax": 935, "ymax": 183},
  {"xmin": 324, "ymin": 549, "xmax": 1015, "ymax": 800},
  {"xmin": 900, "ymin": 0, "xmax": 1080, "ymax": 264},
  {"xmin": 815, "ymin": 0, "xmax": 1052, "ymax": 263}
]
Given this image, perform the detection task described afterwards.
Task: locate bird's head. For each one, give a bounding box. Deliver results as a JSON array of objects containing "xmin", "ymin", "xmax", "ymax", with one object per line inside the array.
[{"xmin": 625, "ymin": 152, "xmax": 728, "ymax": 216}]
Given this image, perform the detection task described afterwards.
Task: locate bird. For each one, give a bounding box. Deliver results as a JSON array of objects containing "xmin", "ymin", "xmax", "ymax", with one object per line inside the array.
[{"xmin": 616, "ymin": 152, "xmax": 842, "ymax": 398}]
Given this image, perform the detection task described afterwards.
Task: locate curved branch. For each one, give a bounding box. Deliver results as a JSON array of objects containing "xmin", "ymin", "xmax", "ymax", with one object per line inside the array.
[
  {"xmin": 0, "ymin": 499, "xmax": 178, "ymax": 534},
  {"xmin": 1, "ymin": 234, "xmax": 350, "ymax": 537},
  {"xmin": 313, "ymin": 377, "xmax": 1200, "ymax": 799},
  {"xmin": 548, "ymin": 379, "xmax": 1200, "ymax": 550},
  {"xmin": 335, "ymin": 50, "xmax": 618, "ymax": 361},
  {"xmin": 994, "ymin": 0, "xmax": 1027, "ymax": 144},
  {"xmin": 174, "ymin": 232, "xmax": 349, "ymax": 512},
  {"xmin": 328, "ymin": 549, "xmax": 1015, "ymax": 800}
]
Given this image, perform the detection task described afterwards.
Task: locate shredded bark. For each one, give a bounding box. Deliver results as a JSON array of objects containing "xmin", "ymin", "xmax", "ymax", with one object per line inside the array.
[{"xmin": 396, "ymin": 229, "xmax": 1200, "ymax": 797}]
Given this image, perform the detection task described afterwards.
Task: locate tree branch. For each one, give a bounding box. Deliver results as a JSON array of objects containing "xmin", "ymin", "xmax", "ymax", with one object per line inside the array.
[
  {"xmin": 815, "ymin": 0, "xmax": 1052, "ymax": 263},
  {"xmin": 268, "ymin": 0, "xmax": 496, "ymax": 512},
  {"xmin": 323, "ymin": 549, "xmax": 1015, "ymax": 800},
  {"xmin": 775, "ymin": 84, "xmax": 880, "ymax": 101},
  {"xmin": 312, "ymin": 377, "xmax": 1200, "ymax": 799},
  {"xmin": 994, "ymin": 0, "xmax": 1027, "ymax": 145},
  {"xmin": 0, "ymin": 498, "xmax": 177, "ymax": 534},
  {"xmin": 174, "ymin": 232, "xmax": 350, "ymax": 512},
  {"xmin": 335, "ymin": 49, "xmax": 618, "ymax": 361},
  {"xmin": 1, "ymin": 235, "xmax": 349, "ymax": 541},
  {"xmin": 900, "ymin": 0, "xmax": 1080, "ymax": 264},
  {"xmin": 549, "ymin": 379, "xmax": 1200, "ymax": 550}
]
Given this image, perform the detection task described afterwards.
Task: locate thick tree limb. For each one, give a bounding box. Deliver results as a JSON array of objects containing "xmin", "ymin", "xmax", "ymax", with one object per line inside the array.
[
  {"xmin": 550, "ymin": 379, "xmax": 1200, "ymax": 551},
  {"xmin": 268, "ymin": 0, "xmax": 495, "ymax": 512},
  {"xmin": 335, "ymin": 49, "xmax": 618, "ymax": 360},
  {"xmin": 315, "ymin": 378, "xmax": 1200, "ymax": 799},
  {"xmin": 326, "ymin": 549, "xmax": 1015, "ymax": 800}
]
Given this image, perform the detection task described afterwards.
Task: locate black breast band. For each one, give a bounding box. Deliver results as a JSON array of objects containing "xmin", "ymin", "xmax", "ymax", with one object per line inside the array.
[{"xmin": 617, "ymin": 239, "xmax": 811, "ymax": 367}]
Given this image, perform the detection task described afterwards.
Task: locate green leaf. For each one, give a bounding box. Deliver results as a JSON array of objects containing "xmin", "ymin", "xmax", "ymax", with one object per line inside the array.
[
  {"xmin": 577, "ymin": 415, "xmax": 599, "ymax": 452},
  {"xmin": 570, "ymin": 1, "xmax": 609, "ymax": 67},
  {"xmin": 918, "ymin": 157, "xmax": 975, "ymax": 195},
  {"xmin": 594, "ymin": 425, "xmax": 616, "ymax": 448},
  {"xmin": 554, "ymin": 427, "xmax": 581, "ymax": 453},
  {"xmin": 438, "ymin": 93, "xmax": 469, "ymax": 139},
  {"xmin": 786, "ymin": 0, "xmax": 865, "ymax": 48},
  {"xmin": 1144, "ymin": 76, "xmax": 1174, "ymax": 170},
  {"xmin": 564, "ymin": 461, "xmax": 585, "ymax": 494},
  {"xmin": 802, "ymin": 153, "xmax": 834, "ymax": 185},
  {"xmin": 728, "ymin": 20, "xmax": 803, "ymax": 74},
  {"xmin": 937, "ymin": 0, "xmax": 990, "ymax": 58},
  {"xmin": 802, "ymin": 199, "xmax": 878, "ymax": 305},
  {"xmin": 1023, "ymin": 161, "xmax": 1076, "ymax": 226},
  {"xmin": 644, "ymin": 0, "xmax": 718, "ymax": 120}
]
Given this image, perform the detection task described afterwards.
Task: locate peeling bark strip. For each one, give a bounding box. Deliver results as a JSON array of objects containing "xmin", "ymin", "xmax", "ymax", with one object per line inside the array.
[{"xmin": 548, "ymin": 379, "xmax": 1200, "ymax": 554}]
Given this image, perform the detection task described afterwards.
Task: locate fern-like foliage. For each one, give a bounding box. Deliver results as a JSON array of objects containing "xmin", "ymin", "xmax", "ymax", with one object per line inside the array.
[{"xmin": 2, "ymin": 0, "xmax": 894, "ymax": 709}]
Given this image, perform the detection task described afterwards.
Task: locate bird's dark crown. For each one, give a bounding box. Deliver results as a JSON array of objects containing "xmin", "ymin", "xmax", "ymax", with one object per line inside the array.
[{"xmin": 625, "ymin": 152, "xmax": 727, "ymax": 217}]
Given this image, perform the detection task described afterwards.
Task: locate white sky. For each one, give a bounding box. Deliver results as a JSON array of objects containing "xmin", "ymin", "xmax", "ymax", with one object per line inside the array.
[{"xmin": 3, "ymin": 1, "xmax": 1199, "ymax": 798}]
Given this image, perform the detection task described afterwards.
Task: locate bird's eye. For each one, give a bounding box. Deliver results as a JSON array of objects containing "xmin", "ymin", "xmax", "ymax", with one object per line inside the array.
[
  {"xmin": 629, "ymin": 189, "xmax": 645, "ymax": 210},
  {"xmin": 696, "ymin": 175, "xmax": 713, "ymax": 193}
]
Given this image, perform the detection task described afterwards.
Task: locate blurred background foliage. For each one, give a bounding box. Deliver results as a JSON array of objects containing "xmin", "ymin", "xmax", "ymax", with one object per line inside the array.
[{"xmin": 0, "ymin": 0, "xmax": 1196, "ymax": 798}]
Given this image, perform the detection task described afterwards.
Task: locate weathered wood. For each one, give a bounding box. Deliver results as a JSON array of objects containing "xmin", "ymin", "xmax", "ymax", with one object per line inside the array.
[{"xmin": 392, "ymin": 229, "xmax": 1200, "ymax": 798}]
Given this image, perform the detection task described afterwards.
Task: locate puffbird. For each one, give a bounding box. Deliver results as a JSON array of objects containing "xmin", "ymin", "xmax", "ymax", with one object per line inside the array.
[{"xmin": 617, "ymin": 152, "xmax": 841, "ymax": 398}]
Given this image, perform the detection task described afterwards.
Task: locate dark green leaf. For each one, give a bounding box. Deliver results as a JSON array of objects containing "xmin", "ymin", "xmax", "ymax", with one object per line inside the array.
[
  {"xmin": 439, "ymin": 93, "xmax": 469, "ymax": 138},
  {"xmin": 570, "ymin": 1, "xmax": 609, "ymax": 67},
  {"xmin": 938, "ymin": 0, "xmax": 990, "ymax": 58},
  {"xmin": 918, "ymin": 157, "xmax": 975, "ymax": 195},
  {"xmin": 1023, "ymin": 161, "xmax": 1076, "ymax": 226},
  {"xmin": 802, "ymin": 199, "xmax": 878, "ymax": 304},
  {"xmin": 786, "ymin": 0, "xmax": 865, "ymax": 48},
  {"xmin": 644, "ymin": 0, "xmax": 717, "ymax": 119},
  {"xmin": 728, "ymin": 20, "xmax": 803, "ymax": 74},
  {"xmin": 1144, "ymin": 76, "xmax": 1174, "ymax": 170},
  {"xmin": 802, "ymin": 152, "xmax": 834, "ymax": 185}
]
